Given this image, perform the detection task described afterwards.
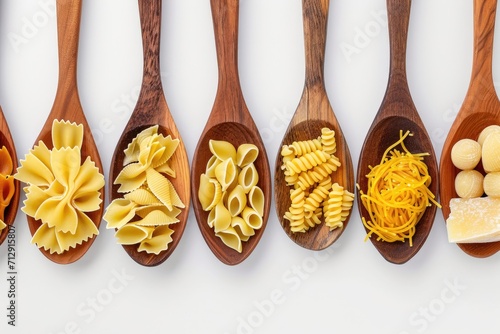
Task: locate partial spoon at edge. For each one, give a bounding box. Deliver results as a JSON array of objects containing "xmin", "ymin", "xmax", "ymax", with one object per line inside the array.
[
  {"xmin": 274, "ymin": 0, "xmax": 354, "ymax": 250},
  {"xmin": 356, "ymin": 0, "xmax": 439, "ymax": 264},
  {"xmin": 0, "ymin": 106, "xmax": 20, "ymax": 246},
  {"xmin": 440, "ymin": 0, "xmax": 500, "ymax": 258},
  {"xmin": 109, "ymin": 0, "xmax": 191, "ymax": 267},
  {"xmin": 191, "ymin": 0, "xmax": 271, "ymax": 265},
  {"xmin": 26, "ymin": 0, "xmax": 104, "ymax": 264}
]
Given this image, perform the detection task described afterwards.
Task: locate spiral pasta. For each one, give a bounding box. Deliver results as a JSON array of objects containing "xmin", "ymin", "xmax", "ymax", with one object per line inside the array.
[
  {"xmin": 198, "ymin": 140, "xmax": 264, "ymax": 253},
  {"xmin": 0, "ymin": 146, "xmax": 15, "ymax": 232},
  {"xmin": 281, "ymin": 128, "xmax": 352, "ymax": 233},
  {"xmin": 357, "ymin": 130, "xmax": 440, "ymax": 246}
]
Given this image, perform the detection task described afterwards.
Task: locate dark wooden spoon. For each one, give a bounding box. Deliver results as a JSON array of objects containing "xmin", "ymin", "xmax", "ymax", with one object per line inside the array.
[
  {"xmin": 109, "ymin": 0, "xmax": 190, "ymax": 266},
  {"xmin": 26, "ymin": 0, "xmax": 104, "ymax": 264},
  {"xmin": 440, "ymin": 0, "xmax": 500, "ymax": 258},
  {"xmin": 274, "ymin": 0, "xmax": 354, "ymax": 250},
  {"xmin": 356, "ymin": 0, "xmax": 439, "ymax": 264},
  {"xmin": 0, "ymin": 106, "xmax": 20, "ymax": 246},
  {"xmin": 191, "ymin": 0, "xmax": 271, "ymax": 265}
]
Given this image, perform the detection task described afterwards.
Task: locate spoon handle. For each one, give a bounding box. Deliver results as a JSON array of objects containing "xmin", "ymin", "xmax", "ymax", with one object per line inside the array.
[
  {"xmin": 385, "ymin": 0, "xmax": 412, "ymax": 102},
  {"xmin": 54, "ymin": 0, "xmax": 82, "ymax": 103},
  {"xmin": 468, "ymin": 0, "xmax": 498, "ymax": 97},
  {"xmin": 210, "ymin": 0, "xmax": 253, "ymax": 125},
  {"xmin": 303, "ymin": 0, "xmax": 329, "ymax": 90}
]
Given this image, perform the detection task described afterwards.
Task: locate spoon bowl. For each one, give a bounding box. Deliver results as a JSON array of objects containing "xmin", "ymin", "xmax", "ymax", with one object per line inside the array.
[
  {"xmin": 440, "ymin": 0, "xmax": 500, "ymax": 258},
  {"xmin": 191, "ymin": 0, "xmax": 271, "ymax": 265},
  {"xmin": 0, "ymin": 107, "xmax": 20, "ymax": 246},
  {"xmin": 356, "ymin": 0, "xmax": 438, "ymax": 264},
  {"xmin": 109, "ymin": 0, "xmax": 190, "ymax": 267},
  {"xmin": 274, "ymin": 0, "xmax": 354, "ymax": 250}
]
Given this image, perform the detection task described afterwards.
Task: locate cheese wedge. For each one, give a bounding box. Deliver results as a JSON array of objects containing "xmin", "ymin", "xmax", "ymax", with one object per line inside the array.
[{"xmin": 447, "ymin": 197, "xmax": 500, "ymax": 243}]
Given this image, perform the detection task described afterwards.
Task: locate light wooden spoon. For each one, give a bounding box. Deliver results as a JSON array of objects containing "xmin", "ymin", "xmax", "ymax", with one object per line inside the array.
[
  {"xmin": 0, "ymin": 106, "xmax": 20, "ymax": 246},
  {"xmin": 440, "ymin": 0, "xmax": 500, "ymax": 258},
  {"xmin": 356, "ymin": 0, "xmax": 438, "ymax": 264},
  {"xmin": 26, "ymin": 0, "xmax": 104, "ymax": 264},
  {"xmin": 191, "ymin": 0, "xmax": 271, "ymax": 265},
  {"xmin": 109, "ymin": 0, "xmax": 190, "ymax": 267},
  {"xmin": 274, "ymin": 0, "xmax": 354, "ymax": 250}
]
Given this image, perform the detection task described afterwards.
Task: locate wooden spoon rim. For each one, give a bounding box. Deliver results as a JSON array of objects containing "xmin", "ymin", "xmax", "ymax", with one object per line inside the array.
[
  {"xmin": 191, "ymin": 121, "xmax": 271, "ymax": 265},
  {"xmin": 357, "ymin": 115, "xmax": 439, "ymax": 264},
  {"xmin": 274, "ymin": 118, "xmax": 354, "ymax": 250}
]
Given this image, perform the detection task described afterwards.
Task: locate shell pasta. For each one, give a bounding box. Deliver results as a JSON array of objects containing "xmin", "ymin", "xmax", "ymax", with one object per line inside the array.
[
  {"xmin": 281, "ymin": 128, "xmax": 352, "ymax": 233},
  {"xmin": 104, "ymin": 125, "xmax": 185, "ymax": 255},
  {"xmin": 198, "ymin": 140, "xmax": 264, "ymax": 253},
  {"xmin": 0, "ymin": 146, "xmax": 15, "ymax": 232}
]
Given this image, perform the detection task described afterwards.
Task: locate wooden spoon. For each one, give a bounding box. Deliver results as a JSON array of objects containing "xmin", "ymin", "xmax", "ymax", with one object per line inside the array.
[
  {"xmin": 0, "ymin": 106, "xmax": 20, "ymax": 246},
  {"xmin": 25, "ymin": 0, "xmax": 104, "ymax": 264},
  {"xmin": 109, "ymin": 0, "xmax": 190, "ymax": 267},
  {"xmin": 356, "ymin": 0, "xmax": 439, "ymax": 264},
  {"xmin": 440, "ymin": 0, "xmax": 500, "ymax": 258},
  {"xmin": 274, "ymin": 0, "xmax": 354, "ymax": 250},
  {"xmin": 191, "ymin": 0, "xmax": 271, "ymax": 265}
]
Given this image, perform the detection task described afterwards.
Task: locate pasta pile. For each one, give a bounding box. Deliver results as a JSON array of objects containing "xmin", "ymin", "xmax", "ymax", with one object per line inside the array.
[
  {"xmin": 198, "ymin": 140, "xmax": 264, "ymax": 253},
  {"xmin": 15, "ymin": 120, "xmax": 105, "ymax": 254},
  {"xmin": 280, "ymin": 128, "xmax": 354, "ymax": 233},
  {"xmin": 0, "ymin": 146, "xmax": 15, "ymax": 232},
  {"xmin": 358, "ymin": 130, "xmax": 440, "ymax": 246},
  {"xmin": 104, "ymin": 125, "xmax": 185, "ymax": 255}
]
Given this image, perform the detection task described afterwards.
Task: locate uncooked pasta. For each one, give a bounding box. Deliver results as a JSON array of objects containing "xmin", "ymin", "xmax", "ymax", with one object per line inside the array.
[
  {"xmin": 104, "ymin": 125, "xmax": 185, "ymax": 255},
  {"xmin": 358, "ymin": 130, "xmax": 440, "ymax": 246},
  {"xmin": 0, "ymin": 146, "xmax": 15, "ymax": 232}
]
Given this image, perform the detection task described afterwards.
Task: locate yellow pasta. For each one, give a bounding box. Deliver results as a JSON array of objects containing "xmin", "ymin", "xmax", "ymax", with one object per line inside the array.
[
  {"xmin": 358, "ymin": 130, "xmax": 441, "ymax": 246},
  {"xmin": 0, "ymin": 146, "xmax": 15, "ymax": 232},
  {"xmin": 198, "ymin": 140, "xmax": 264, "ymax": 253},
  {"xmin": 281, "ymin": 128, "xmax": 352, "ymax": 233},
  {"xmin": 104, "ymin": 125, "xmax": 184, "ymax": 255},
  {"xmin": 15, "ymin": 120, "xmax": 104, "ymax": 254}
]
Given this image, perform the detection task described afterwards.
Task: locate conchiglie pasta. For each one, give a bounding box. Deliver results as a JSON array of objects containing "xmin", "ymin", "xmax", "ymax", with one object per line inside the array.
[
  {"xmin": 198, "ymin": 140, "xmax": 264, "ymax": 253},
  {"xmin": 104, "ymin": 125, "xmax": 185, "ymax": 255}
]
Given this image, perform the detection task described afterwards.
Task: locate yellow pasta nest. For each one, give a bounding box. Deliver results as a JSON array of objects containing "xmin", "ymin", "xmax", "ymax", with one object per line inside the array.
[
  {"xmin": 14, "ymin": 120, "xmax": 105, "ymax": 254},
  {"xmin": 104, "ymin": 125, "xmax": 185, "ymax": 255},
  {"xmin": 358, "ymin": 130, "xmax": 440, "ymax": 246},
  {"xmin": 281, "ymin": 128, "xmax": 354, "ymax": 233},
  {"xmin": 0, "ymin": 146, "xmax": 15, "ymax": 232},
  {"xmin": 198, "ymin": 140, "xmax": 264, "ymax": 253}
]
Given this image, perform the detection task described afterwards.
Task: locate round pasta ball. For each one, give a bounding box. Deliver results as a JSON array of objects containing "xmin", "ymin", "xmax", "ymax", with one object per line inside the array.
[
  {"xmin": 483, "ymin": 172, "xmax": 500, "ymax": 198},
  {"xmin": 482, "ymin": 132, "xmax": 500, "ymax": 173},
  {"xmin": 478, "ymin": 125, "xmax": 500, "ymax": 146},
  {"xmin": 455, "ymin": 170, "xmax": 484, "ymax": 198},
  {"xmin": 451, "ymin": 139, "xmax": 481, "ymax": 170}
]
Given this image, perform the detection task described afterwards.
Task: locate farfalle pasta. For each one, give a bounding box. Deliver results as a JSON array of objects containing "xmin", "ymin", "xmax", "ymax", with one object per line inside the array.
[
  {"xmin": 198, "ymin": 140, "xmax": 264, "ymax": 253},
  {"xmin": 281, "ymin": 128, "xmax": 353, "ymax": 233},
  {"xmin": 104, "ymin": 125, "xmax": 184, "ymax": 255},
  {"xmin": 14, "ymin": 120, "xmax": 104, "ymax": 254},
  {"xmin": 0, "ymin": 146, "xmax": 15, "ymax": 232}
]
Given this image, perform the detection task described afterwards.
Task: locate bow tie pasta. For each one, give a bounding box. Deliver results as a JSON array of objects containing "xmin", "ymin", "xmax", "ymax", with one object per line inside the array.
[
  {"xmin": 104, "ymin": 125, "xmax": 185, "ymax": 255},
  {"xmin": 280, "ymin": 128, "xmax": 354, "ymax": 233},
  {"xmin": 0, "ymin": 146, "xmax": 16, "ymax": 232},
  {"xmin": 198, "ymin": 140, "xmax": 264, "ymax": 253},
  {"xmin": 14, "ymin": 120, "xmax": 104, "ymax": 254}
]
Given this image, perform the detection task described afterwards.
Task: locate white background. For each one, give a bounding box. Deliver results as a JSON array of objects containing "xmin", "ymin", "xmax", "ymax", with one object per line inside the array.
[{"xmin": 0, "ymin": 0, "xmax": 498, "ymax": 333}]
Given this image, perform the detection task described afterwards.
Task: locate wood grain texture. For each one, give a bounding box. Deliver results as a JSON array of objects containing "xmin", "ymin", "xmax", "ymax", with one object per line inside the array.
[
  {"xmin": 274, "ymin": 0, "xmax": 354, "ymax": 250},
  {"xmin": 26, "ymin": 0, "xmax": 104, "ymax": 264},
  {"xmin": 191, "ymin": 0, "xmax": 271, "ymax": 265},
  {"xmin": 0, "ymin": 106, "xmax": 20, "ymax": 246},
  {"xmin": 109, "ymin": 0, "xmax": 191, "ymax": 267},
  {"xmin": 439, "ymin": 0, "xmax": 500, "ymax": 258},
  {"xmin": 356, "ymin": 0, "xmax": 438, "ymax": 264}
]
